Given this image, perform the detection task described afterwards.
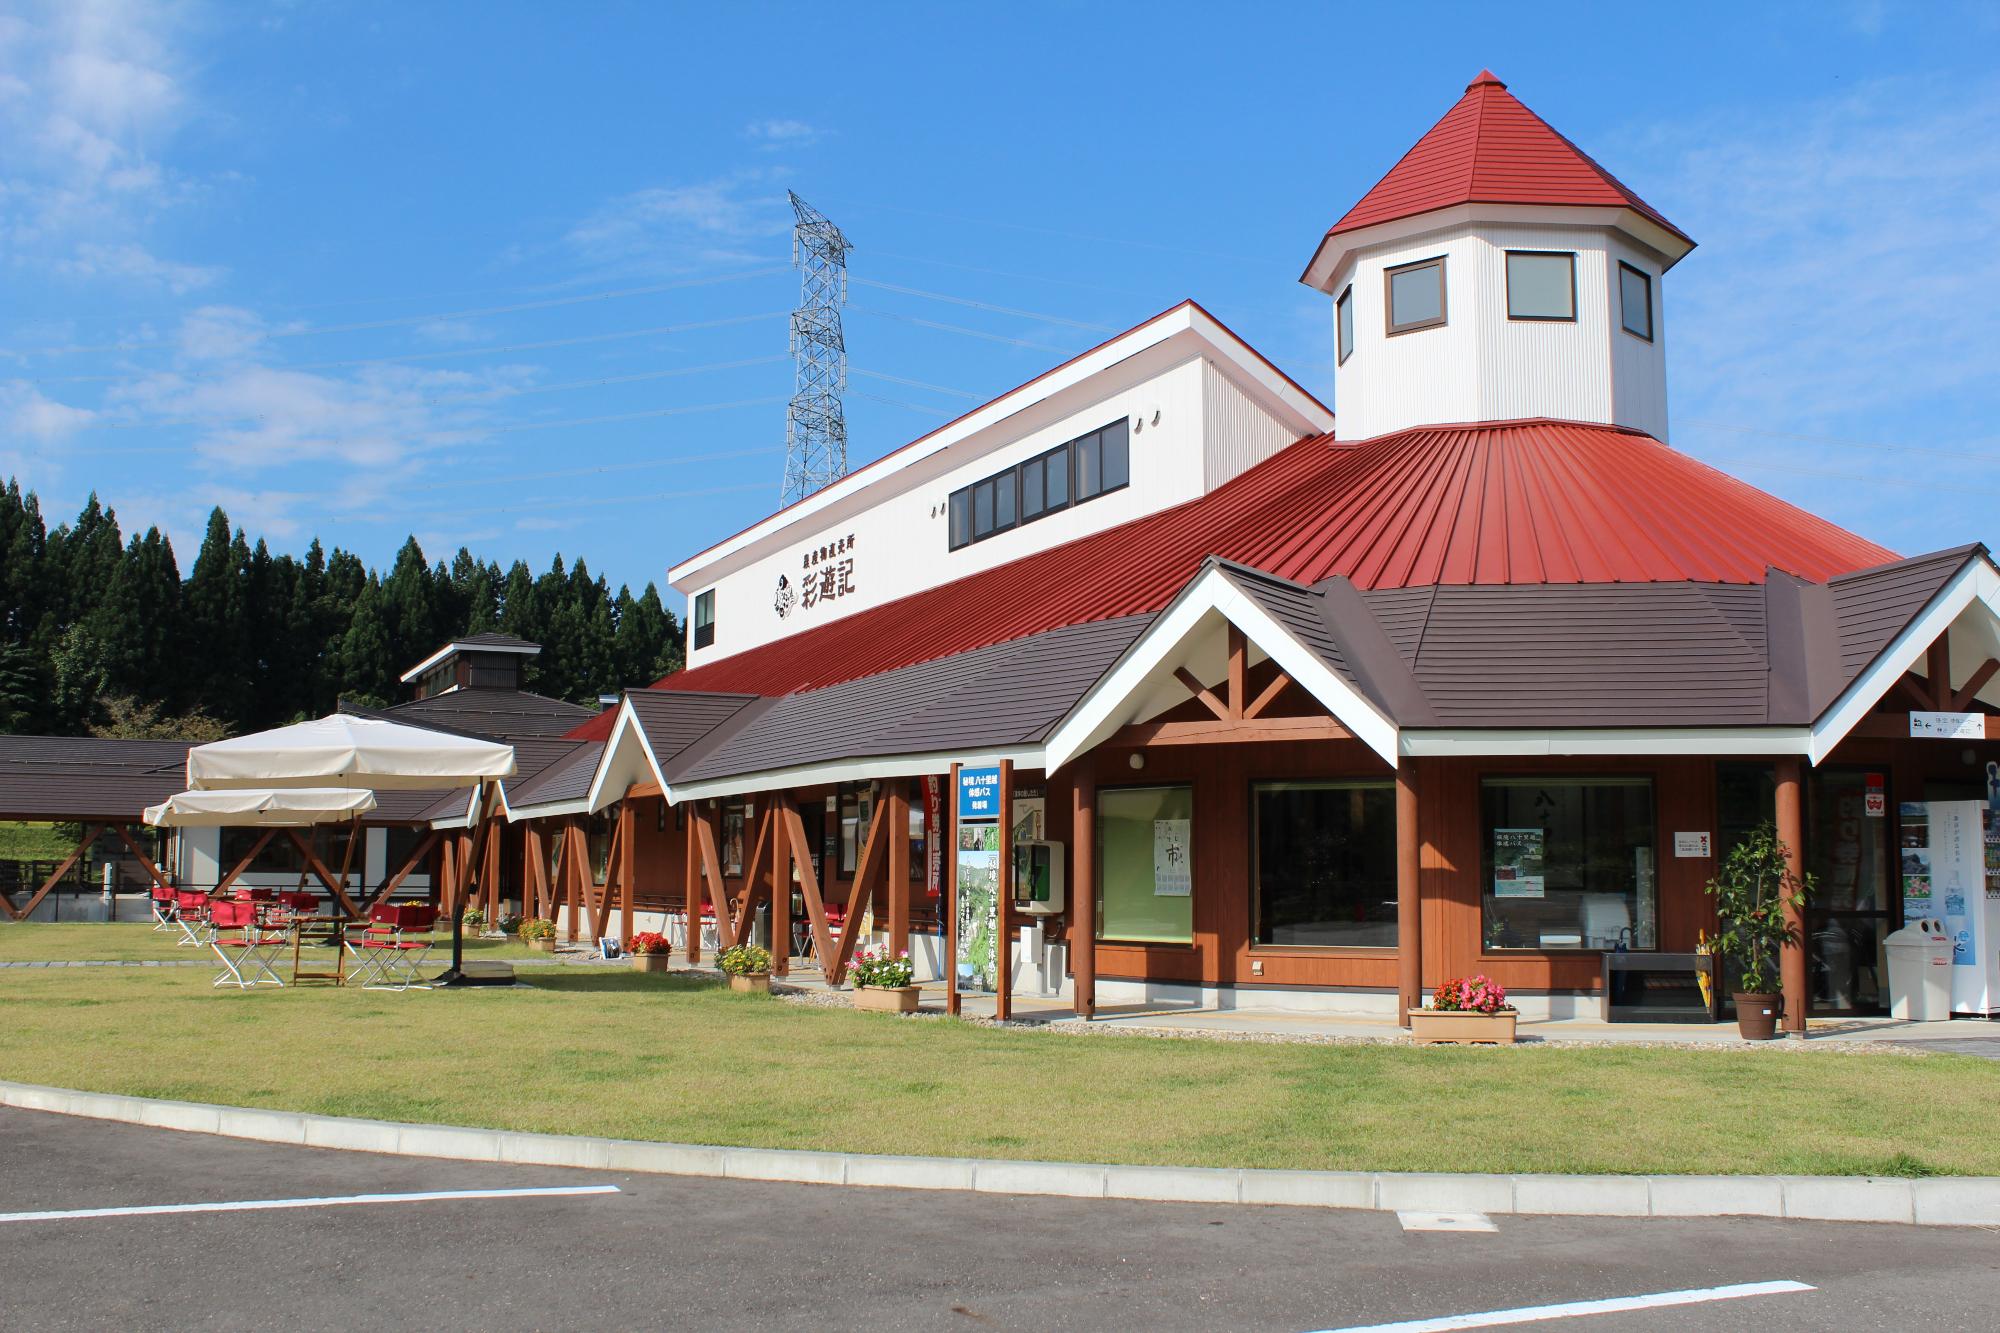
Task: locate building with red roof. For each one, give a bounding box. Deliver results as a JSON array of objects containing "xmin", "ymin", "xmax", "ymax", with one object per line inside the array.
[{"xmin": 516, "ymin": 73, "xmax": 1996, "ymax": 1037}]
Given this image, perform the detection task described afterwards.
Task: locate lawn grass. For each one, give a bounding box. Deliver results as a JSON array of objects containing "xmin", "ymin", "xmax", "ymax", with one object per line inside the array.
[
  {"xmin": 0, "ymin": 921, "xmax": 557, "ymax": 963},
  {"xmin": 1, "ymin": 962, "xmax": 1997, "ymax": 1177}
]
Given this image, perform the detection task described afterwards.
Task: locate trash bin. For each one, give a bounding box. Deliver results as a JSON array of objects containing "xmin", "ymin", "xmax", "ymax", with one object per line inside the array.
[{"xmin": 1885, "ymin": 919, "xmax": 1953, "ymax": 1021}]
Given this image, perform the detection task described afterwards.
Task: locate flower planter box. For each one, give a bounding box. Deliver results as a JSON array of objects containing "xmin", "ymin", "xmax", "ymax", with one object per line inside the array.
[
  {"xmin": 525, "ymin": 938, "xmax": 557, "ymax": 953},
  {"xmin": 1408, "ymin": 1008, "xmax": 1518, "ymax": 1045},
  {"xmin": 630, "ymin": 953, "xmax": 672, "ymax": 973},
  {"xmin": 729, "ymin": 973, "xmax": 772, "ymax": 994},
  {"xmin": 851, "ymin": 985, "xmax": 920, "ymax": 1014}
]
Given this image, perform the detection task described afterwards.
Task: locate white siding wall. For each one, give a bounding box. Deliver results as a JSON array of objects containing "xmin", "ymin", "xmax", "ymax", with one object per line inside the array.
[
  {"xmin": 1331, "ymin": 222, "xmax": 1669, "ymax": 442},
  {"xmin": 683, "ymin": 353, "xmax": 1308, "ymax": 667}
]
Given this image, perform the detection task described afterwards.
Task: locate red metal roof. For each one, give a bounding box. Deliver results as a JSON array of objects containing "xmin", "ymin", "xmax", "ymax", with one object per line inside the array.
[
  {"xmin": 564, "ymin": 419, "xmax": 1893, "ymax": 720},
  {"xmin": 1324, "ymin": 70, "xmax": 1692, "ymax": 247}
]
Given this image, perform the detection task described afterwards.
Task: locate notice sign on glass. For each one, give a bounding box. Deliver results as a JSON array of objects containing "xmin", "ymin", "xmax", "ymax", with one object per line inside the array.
[
  {"xmin": 1153, "ymin": 819, "xmax": 1191, "ymax": 897},
  {"xmin": 1493, "ymin": 828, "xmax": 1546, "ymax": 898}
]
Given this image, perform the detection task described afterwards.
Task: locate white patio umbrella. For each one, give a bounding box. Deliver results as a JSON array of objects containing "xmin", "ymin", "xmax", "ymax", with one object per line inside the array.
[
  {"xmin": 186, "ymin": 713, "xmax": 514, "ymax": 791},
  {"xmin": 183, "ymin": 714, "xmax": 516, "ymax": 985},
  {"xmin": 144, "ymin": 787, "xmax": 379, "ymax": 827}
]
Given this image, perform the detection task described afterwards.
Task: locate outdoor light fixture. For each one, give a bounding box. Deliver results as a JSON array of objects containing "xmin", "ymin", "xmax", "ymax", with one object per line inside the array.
[{"xmin": 1129, "ymin": 752, "xmax": 1146, "ymax": 770}]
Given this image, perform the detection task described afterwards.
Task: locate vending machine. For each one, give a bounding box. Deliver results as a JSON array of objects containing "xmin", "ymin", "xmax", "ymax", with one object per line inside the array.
[{"xmin": 1905, "ymin": 800, "xmax": 2000, "ymax": 1016}]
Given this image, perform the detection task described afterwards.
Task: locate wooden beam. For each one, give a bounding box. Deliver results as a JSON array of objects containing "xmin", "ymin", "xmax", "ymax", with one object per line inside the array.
[
  {"xmin": 996, "ymin": 758, "xmax": 1014, "ymax": 1022},
  {"xmin": 563, "ymin": 819, "xmax": 585, "ymax": 942},
  {"xmin": 946, "ymin": 762, "xmax": 961, "ymax": 1017},
  {"xmin": 1243, "ymin": 670, "xmax": 1294, "ymax": 721},
  {"xmin": 680, "ymin": 804, "xmax": 698, "ymax": 963},
  {"xmin": 1172, "ymin": 666, "xmax": 1231, "ymax": 721},
  {"xmin": 215, "ymin": 827, "xmax": 276, "ymax": 898},
  {"xmin": 522, "ymin": 823, "xmax": 547, "ymax": 919},
  {"xmin": 732, "ymin": 804, "xmax": 775, "ymax": 949},
  {"xmin": 1, "ymin": 822, "xmax": 108, "ymax": 920},
  {"xmin": 693, "ymin": 805, "xmax": 735, "ymax": 958},
  {"xmin": 1105, "ymin": 715, "xmax": 1352, "ymax": 747},
  {"xmin": 586, "ymin": 811, "xmax": 623, "ymax": 943},
  {"xmin": 1395, "ymin": 760, "xmax": 1421, "ymax": 1028},
  {"xmin": 617, "ymin": 799, "xmax": 637, "ymax": 945},
  {"xmin": 625, "ymin": 780, "xmax": 663, "ymax": 801},
  {"xmin": 782, "ymin": 799, "xmax": 838, "ymax": 981},
  {"xmin": 770, "ymin": 799, "xmax": 791, "ymax": 976},
  {"xmin": 108, "ymin": 824, "xmax": 173, "ymax": 895},
  {"xmin": 1226, "ymin": 625, "xmax": 1247, "ymax": 720},
  {"xmin": 1071, "ymin": 775, "xmax": 1096, "ymax": 1020},
  {"xmin": 1892, "ymin": 672, "xmax": 1934, "ymax": 710},
  {"xmin": 332, "ymin": 818, "xmax": 362, "ymax": 914},
  {"xmin": 1953, "ymin": 658, "xmax": 2000, "ymax": 711},
  {"xmin": 283, "ymin": 827, "xmax": 361, "ymax": 918},
  {"xmin": 1928, "ymin": 638, "xmax": 1953, "ymax": 710},
  {"xmin": 370, "ymin": 828, "xmax": 440, "ymax": 909},
  {"xmin": 482, "ymin": 821, "xmax": 502, "ymax": 923},
  {"xmin": 827, "ymin": 787, "xmax": 891, "ymax": 987},
  {"xmin": 887, "ymin": 780, "xmax": 911, "ymax": 957},
  {"xmin": 1776, "ymin": 758, "xmax": 1807, "ymax": 1035}
]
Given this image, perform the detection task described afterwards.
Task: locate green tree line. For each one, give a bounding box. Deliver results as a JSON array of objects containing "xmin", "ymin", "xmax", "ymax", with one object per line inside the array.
[{"xmin": 0, "ymin": 481, "xmax": 683, "ymax": 738}]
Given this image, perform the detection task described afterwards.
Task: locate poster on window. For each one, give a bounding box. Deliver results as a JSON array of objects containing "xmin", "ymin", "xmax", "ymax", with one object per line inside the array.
[
  {"xmin": 1492, "ymin": 828, "xmax": 1545, "ymax": 898},
  {"xmin": 1153, "ymin": 818, "xmax": 1191, "ymax": 896},
  {"xmin": 954, "ymin": 822, "xmax": 999, "ymax": 991},
  {"xmin": 1900, "ymin": 800, "xmax": 1933, "ymax": 922}
]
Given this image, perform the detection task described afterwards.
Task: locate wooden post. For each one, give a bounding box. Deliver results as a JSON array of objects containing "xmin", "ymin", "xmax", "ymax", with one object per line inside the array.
[
  {"xmin": 1396, "ymin": 758, "xmax": 1422, "ymax": 1027},
  {"xmin": 996, "ymin": 759, "xmax": 1014, "ymax": 1022},
  {"xmin": 1226, "ymin": 624, "xmax": 1247, "ymax": 719},
  {"xmin": 827, "ymin": 792, "xmax": 890, "ymax": 987},
  {"xmin": 522, "ymin": 824, "xmax": 547, "ymax": 918},
  {"xmin": 1071, "ymin": 773, "xmax": 1096, "ymax": 1020},
  {"xmin": 482, "ymin": 822, "xmax": 502, "ymax": 923},
  {"xmin": 946, "ymin": 762, "xmax": 961, "ymax": 1017},
  {"xmin": 887, "ymin": 780, "xmax": 911, "ymax": 956},
  {"xmin": 563, "ymin": 817, "xmax": 583, "ymax": 942},
  {"xmin": 617, "ymin": 799, "xmax": 638, "ymax": 945},
  {"xmin": 1775, "ymin": 758, "xmax": 1808, "ymax": 1035},
  {"xmin": 782, "ymin": 801, "xmax": 838, "ymax": 977},
  {"xmin": 682, "ymin": 802, "xmax": 699, "ymax": 962},
  {"xmin": 771, "ymin": 796, "xmax": 792, "ymax": 977},
  {"xmin": 1928, "ymin": 637, "xmax": 1953, "ymax": 709}
]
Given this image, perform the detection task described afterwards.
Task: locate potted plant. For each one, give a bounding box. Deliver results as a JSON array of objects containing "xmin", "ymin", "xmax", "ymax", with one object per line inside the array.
[
  {"xmin": 1408, "ymin": 974, "xmax": 1517, "ymax": 1045},
  {"xmin": 718, "ymin": 943, "xmax": 773, "ymax": 993},
  {"xmin": 628, "ymin": 930, "xmax": 673, "ymax": 972},
  {"xmin": 1705, "ymin": 821, "xmax": 1815, "ymax": 1040},
  {"xmin": 519, "ymin": 917, "xmax": 558, "ymax": 953},
  {"xmin": 847, "ymin": 946, "xmax": 919, "ymax": 1013},
  {"xmin": 460, "ymin": 904, "xmax": 486, "ymax": 932}
]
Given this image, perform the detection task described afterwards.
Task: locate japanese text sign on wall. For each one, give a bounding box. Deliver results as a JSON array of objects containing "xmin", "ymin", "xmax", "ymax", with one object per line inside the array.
[
  {"xmin": 775, "ymin": 532, "xmax": 859, "ymax": 620},
  {"xmin": 1672, "ymin": 832, "xmax": 1712, "ymax": 858},
  {"xmin": 1911, "ymin": 711, "xmax": 1984, "ymax": 741},
  {"xmin": 957, "ymin": 766, "xmax": 1001, "ymax": 822}
]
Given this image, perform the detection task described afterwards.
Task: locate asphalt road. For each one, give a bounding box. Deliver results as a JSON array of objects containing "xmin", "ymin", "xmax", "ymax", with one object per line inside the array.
[{"xmin": 1, "ymin": 1108, "xmax": 1996, "ymax": 1331}]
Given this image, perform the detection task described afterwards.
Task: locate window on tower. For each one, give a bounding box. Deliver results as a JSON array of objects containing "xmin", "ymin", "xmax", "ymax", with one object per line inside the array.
[
  {"xmin": 693, "ymin": 589, "xmax": 715, "ymax": 650},
  {"xmin": 1505, "ymin": 251, "xmax": 1576, "ymax": 321},
  {"xmin": 1385, "ymin": 256, "xmax": 1447, "ymax": 335},
  {"xmin": 1619, "ymin": 262, "xmax": 1654, "ymax": 341},
  {"xmin": 1336, "ymin": 285, "xmax": 1355, "ymax": 364}
]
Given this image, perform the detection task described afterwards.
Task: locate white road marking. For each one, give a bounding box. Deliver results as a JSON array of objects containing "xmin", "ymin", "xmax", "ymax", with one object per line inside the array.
[
  {"xmin": 1397, "ymin": 1211, "xmax": 1498, "ymax": 1232},
  {"xmin": 1306, "ymin": 1280, "xmax": 1815, "ymax": 1332},
  {"xmin": 0, "ymin": 1183, "xmax": 621, "ymax": 1224}
]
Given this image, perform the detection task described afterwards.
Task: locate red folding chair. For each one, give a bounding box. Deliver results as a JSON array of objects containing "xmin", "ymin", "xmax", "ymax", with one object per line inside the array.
[
  {"xmin": 354, "ymin": 903, "xmax": 438, "ymax": 991},
  {"xmin": 148, "ymin": 883, "xmax": 178, "ymax": 932},
  {"xmin": 173, "ymin": 890, "xmax": 214, "ymax": 947},
  {"xmin": 275, "ymin": 891, "xmax": 320, "ymax": 922},
  {"xmin": 209, "ymin": 898, "xmax": 287, "ymax": 989}
]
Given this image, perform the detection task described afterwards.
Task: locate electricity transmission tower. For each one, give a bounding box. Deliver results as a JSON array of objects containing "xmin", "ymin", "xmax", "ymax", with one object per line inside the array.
[{"xmin": 781, "ymin": 191, "xmax": 853, "ymax": 505}]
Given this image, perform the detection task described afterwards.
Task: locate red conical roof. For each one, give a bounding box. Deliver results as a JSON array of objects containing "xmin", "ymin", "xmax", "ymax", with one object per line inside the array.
[{"xmin": 1324, "ymin": 70, "xmax": 1691, "ymax": 246}]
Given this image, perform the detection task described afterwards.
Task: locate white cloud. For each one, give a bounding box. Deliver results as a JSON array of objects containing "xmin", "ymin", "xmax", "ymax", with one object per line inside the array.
[
  {"xmin": 744, "ymin": 117, "xmax": 826, "ymax": 150},
  {"xmin": 1, "ymin": 381, "xmax": 96, "ymax": 441},
  {"xmin": 565, "ymin": 169, "xmax": 790, "ymax": 275},
  {"xmin": 0, "ymin": 0, "xmax": 214, "ymax": 288}
]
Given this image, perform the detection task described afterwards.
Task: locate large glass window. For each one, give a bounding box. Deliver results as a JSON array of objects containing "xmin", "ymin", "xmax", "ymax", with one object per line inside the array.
[
  {"xmin": 1505, "ymin": 251, "xmax": 1576, "ymax": 321},
  {"xmin": 1481, "ymin": 776, "xmax": 1655, "ymax": 951},
  {"xmin": 1253, "ymin": 781, "xmax": 1397, "ymax": 947},
  {"xmin": 839, "ymin": 784, "xmax": 873, "ymax": 876},
  {"xmin": 1097, "ymin": 784, "xmax": 1194, "ymax": 944},
  {"xmin": 1619, "ymin": 262, "xmax": 1654, "ymax": 340},
  {"xmin": 721, "ymin": 802, "xmax": 747, "ymax": 877},
  {"xmin": 946, "ymin": 418, "xmax": 1128, "ymax": 551},
  {"xmin": 693, "ymin": 589, "xmax": 715, "ymax": 649},
  {"xmin": 1385, "ymin": 256, "xmax": 1447, "ymax": 334},
  {"xmin": 1336, "ymin": 285, "xmax": 1355, "ymax": 364}
]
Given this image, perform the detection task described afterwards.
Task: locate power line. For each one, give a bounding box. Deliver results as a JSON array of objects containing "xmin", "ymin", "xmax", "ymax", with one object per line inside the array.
[
  {"xmin": 851, "ymin": 390, "xmax": 953, "ymax": 417},
  {"xmin": 1, "ymin": 268, "xmax": 789, "ymax": 358},
  {"xmin": 850, "ymin": 276, "xmax": 1117, "ymax": 333},
  {"xmin": 850, "ymin": 367, "xmax": 982, "ymax": 400},
  {"xmin": 848, "ymin": 306, "xmax": 1075, "ymax": 353}
]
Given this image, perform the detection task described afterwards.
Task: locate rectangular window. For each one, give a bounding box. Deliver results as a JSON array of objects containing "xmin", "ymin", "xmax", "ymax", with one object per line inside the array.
[
  {"xmin": 946, "ymin": 420, "xmax": 1124, "ymax": 552},
  {"xmin": 948, "ymin": 489, "xmax": 971, "ymax": 550},
  {"xmin": 1043, "ymin": 444, "xmax": 1070, "ymax": 509},
  {"xmin": 1336, "ymin": 285, "xmax": 1355, "ymax": 364},
  {"xmin": 972, "ymin": 479, "xmax": 996, "ymax": 539},
  {"xmin": 839, "ymin": 784, "xmax": 873, "ymax": 876},
  {"xmin": 693, "ymin": 589, "xmax": 715, "ymax": 650},
  {"xmin": 1021, "ymin": 455, "xmax": 1045, "ymax": 519},
  {"xmin": 992, "ymin": 469, "xmax": 1016, "ymax": 531},
  {"xmin": 1505, "ymin": 250, "xmax": 1576, "ymax": 321},
  {"xmin": 1619, "ymin": 262, "xmax": 1653, "ymax": 340},
  {"xmin": 1385, "ymin": 256, "xmax": 1447, "ymax": 334},
  {"xmin": 1098, "ymin": 418, "xmax": 1129, "ymax": 492},
  {"xmin": 1481, "ymin": 776, "xmax": 1656, "ymax": 951},
  {"xmin": 1253, "ymin": 781, "xmax": 1398, "ymax": 947},
  {"xmin": 1075, "ymin": 430, "xmax": 1101, "ymax": 500},
  {"xmin": 1096, "ymin": 784, "xmax": 1194, "ymax": 944},
  {"xmin": 721, "ymin": 803, "xmax": 747, "ymax": 877}
]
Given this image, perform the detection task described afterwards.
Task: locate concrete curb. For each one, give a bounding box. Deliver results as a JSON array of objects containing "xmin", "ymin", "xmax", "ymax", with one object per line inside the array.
[{"xmin": 5, "ymin": 1078, "xmax": 1997, "ymax": 1227}]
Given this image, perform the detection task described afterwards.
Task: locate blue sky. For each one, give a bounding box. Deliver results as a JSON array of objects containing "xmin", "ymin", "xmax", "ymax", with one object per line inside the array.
[{"xmin": 3, "ymin": 1, "xmax": 1996, "ymax": 605}]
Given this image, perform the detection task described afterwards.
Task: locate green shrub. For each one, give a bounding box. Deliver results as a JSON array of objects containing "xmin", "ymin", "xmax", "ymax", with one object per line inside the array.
[{"xmin": 718, "ymin": 944, "xmax": 772, "ymax": 977}]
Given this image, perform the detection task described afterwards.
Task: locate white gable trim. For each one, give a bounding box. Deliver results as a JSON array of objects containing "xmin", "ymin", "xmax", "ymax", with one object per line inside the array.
[
  {"xmin": 580, "ymin": 701, "xmax": 670, "ymax": 814},
  {"xmin": 1044, "ymin": 566, "xmax": 1400, "ymax": 771},
  {"xmin": 667, "ymin": 746, "xmax": 1040, "ymax": 804},
  {"xmin": 1809, "ymin": 558, "xmax": 2000, "ymax": 765},
  {"xmin": 1400, "ymin": 727, "xmax": 1812, "ymax": 758}
]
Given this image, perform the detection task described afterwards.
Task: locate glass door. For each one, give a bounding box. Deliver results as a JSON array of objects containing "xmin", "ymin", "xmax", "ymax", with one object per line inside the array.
[{"xmin": 1806, "ymin": 769, "xmax": 1894, "ymax": 1015}]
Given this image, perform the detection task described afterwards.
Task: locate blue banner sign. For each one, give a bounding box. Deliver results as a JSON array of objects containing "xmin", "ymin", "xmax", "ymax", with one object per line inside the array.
[{"xmin": 957, "ymin": 765, "xmax": 1002, "ymax": 821}]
